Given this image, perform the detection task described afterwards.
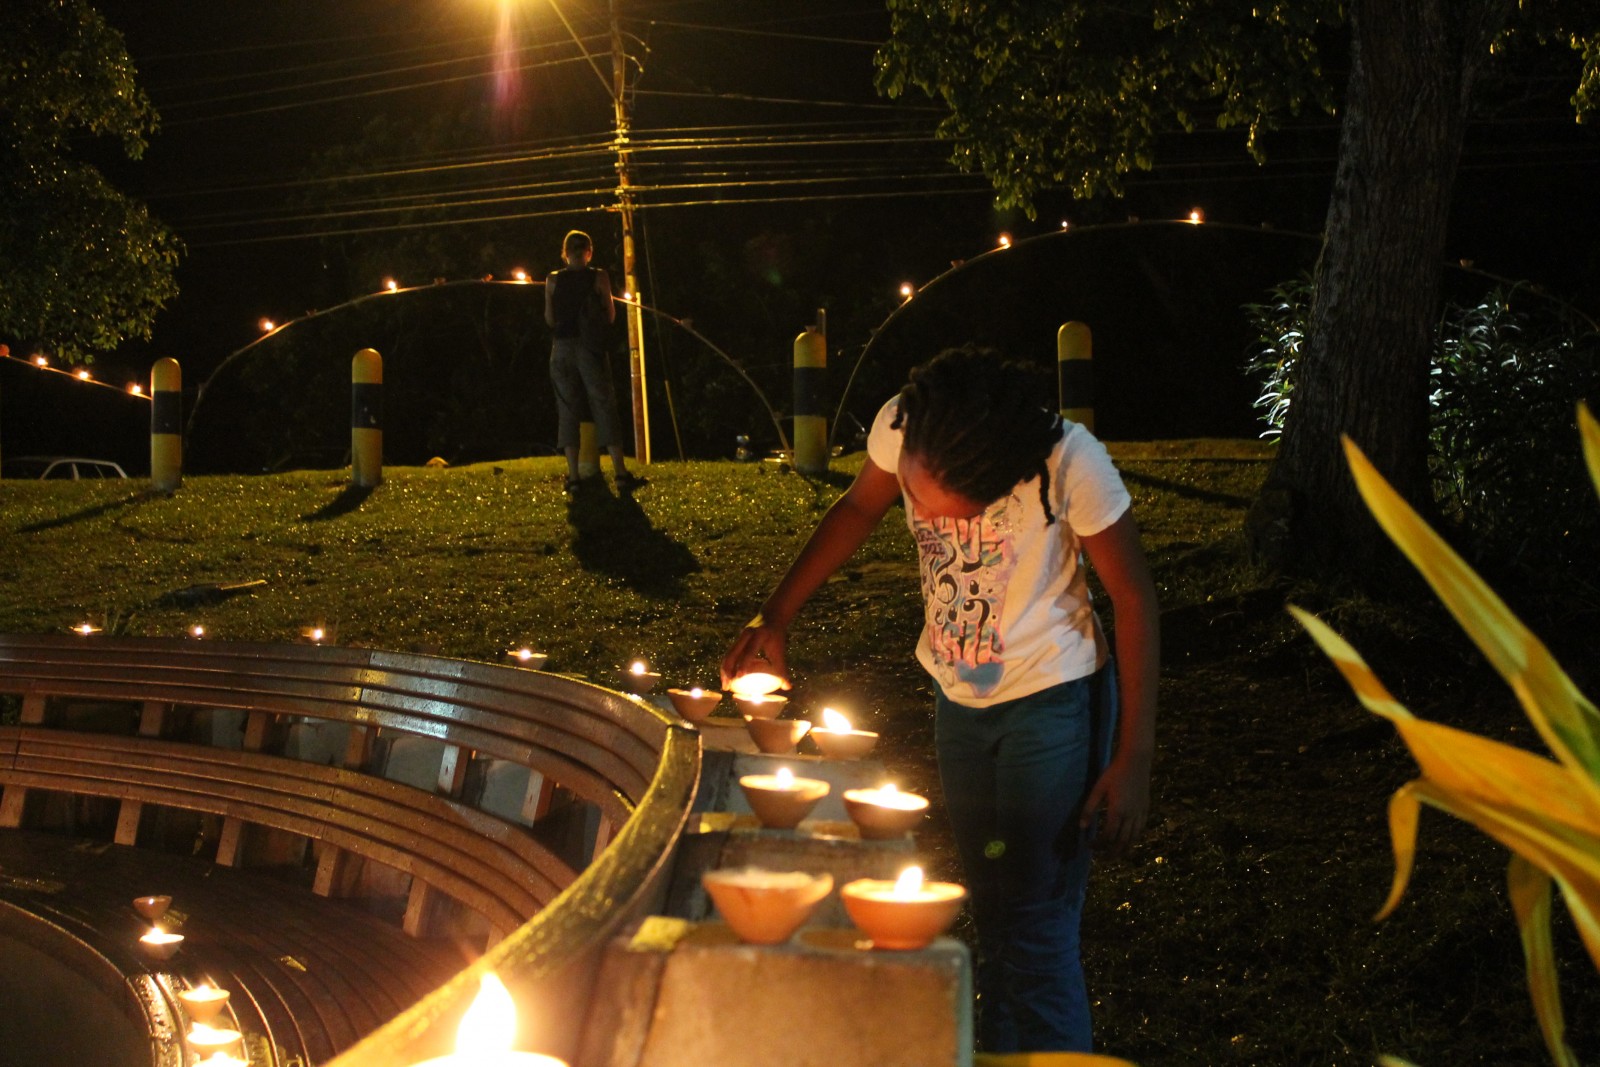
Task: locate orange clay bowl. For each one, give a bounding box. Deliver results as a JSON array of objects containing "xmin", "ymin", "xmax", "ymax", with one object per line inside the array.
[
  {"xmin": 841, "ymin": 788, "xmax": 930, "ymax": 839},
  {"xmin": 840, "ymin": 877, "xmax": 967, "ymax": 950},
  {"xmin": 667, "ymin": 688, "xmax": 723, "ymax": 722},
  {"xmin": 738, "ymin": 773, "xmax": 830, "ymax": 830},
  {"xmin": 177, "ymin": 985, "xmax": 232, "ymax": 1024},
  {"xmin": 731, "ymin": 693, "xmax": 788, "ymax": 720},
  {"xmin": 744, "ymin": 716, "xmax": 812, "ymax": 754},
  {"xmin": 616, "ymin": 668, "xmax": 661, "ymax": 695},
  {"xmin": 810, "ymin": 728, "xmax": 879, "ymax": 760},
  {"xmin": 133, "ymin": 895, "xmax": 172, "ymax": 921},
  {"xmin": 702, "ymin": 868, "xmax": 834, "ymax": 945}
]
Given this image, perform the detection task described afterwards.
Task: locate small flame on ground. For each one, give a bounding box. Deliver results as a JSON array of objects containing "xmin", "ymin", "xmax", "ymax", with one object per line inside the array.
[{"xmin": 458, "ymin": 972, "xmax": 517, "ymax": 1054}]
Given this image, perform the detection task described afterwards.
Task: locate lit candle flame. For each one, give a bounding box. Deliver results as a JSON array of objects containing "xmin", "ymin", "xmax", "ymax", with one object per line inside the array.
[
  {"xmin": 190, "ymin": 625, "xmax": 206, "ymax": 637},
  {"xmin": 880, "ymin": 782, "xmax": 898, "ymax": 798},
  {"xmin": 77, "ymin": 369, "xmax": 91, "ymax": 380},
  {"xmin": 630, "ymin": 660, "xmax": 647, "ymax": 675},
  {"xmin": 516, "ymin": 647, "xmax": 535, "ymax": 661},
  {"xmin": 75, "ymin": 623, "xmax": 98, "ymax": 635},
  {"xmin": 384, "ymin": 278, "xmax": 399, "ymax": 292},
  {"xmin": 1188, "ymin": 207, "xmax": 1204, "ymax": 224},
  {"xmin": 728, "ymin": 672, "xmax": 783, "ymax": 697},
  {"xmin": 458, "ymin": 972, "xmax": 517, "ymax": 1055},
  {"xmin": 775, "ymin": 767, "xmax": 794, "ymax": 788},
  {"xmin": 689, "ymin": 687, "xmax": 703, "ymax": 698},
  {"xmin": 512, "ymin": 268, "xmax": 528, "ymax": 282},
  {"xmin": 894, "ymin": 866, "xmax": 925, "ymax": 897},
  {"xmin": 822, "ymin": 707, "xmax": 852, "ymax": 732},
  {"xmin": 129, "ymin": 383, "xmax": 144, "ymax": 395}
]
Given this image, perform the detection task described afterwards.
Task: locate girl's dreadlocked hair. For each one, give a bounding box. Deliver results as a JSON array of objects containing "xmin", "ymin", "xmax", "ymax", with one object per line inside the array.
[{"xmin": 891, "ymin": 344, "xmax": 1064, "ymax": 524}]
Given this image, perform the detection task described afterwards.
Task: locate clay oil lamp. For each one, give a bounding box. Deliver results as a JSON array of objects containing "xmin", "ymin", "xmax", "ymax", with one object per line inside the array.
[
  {"xmin": 178, "ymin": 982, "xmax": 232, "ymax": 1024},
  {"xmin": 132, "ymin": 894, "xmax": 172, "ymax": 921},
  {"xmin": 810, "ymin": 707, "xmax": 879, "ymax": 759},
  {"xmin": 506, "ymin": 647, "xmax": 548, "ymax": 669},
  {"xmin": 841, "ymin": 866, "xmax": 967, "ymax": 951},
  {"xmin": 738, "ymin": 766, "xmax": 829, "ymax": 829},
  {"xmin": 727, "ymin": 670, "xmax": 788, "ymax": 719},
  {"xmin": 406, "ymin": 973, "xmax": 568, "ymax": 1066},
  {"xmin": 666, "ymin": 687, "xmax": 723, "ymax": 723},
  {"xmin": 701, "ymin": 867, "xmax": 834, "ymax": 945},
  {"xmin": 616, "ymin": 660, "xmax": 661, "ymax": 695},
  {"xmin": 139, "ymin": 926, "xmax": 184, "ymax": 960},
  {"xmin": 842, "ymin": 782, "xmax": 930, "ymax": 839},
  {"xmin": 743, "ymin": 716, "xmax": 811, "ymax": 755},
  {"xmin": 186, "ymin": 1023, "xmax": 244, "ymax": 1059}
]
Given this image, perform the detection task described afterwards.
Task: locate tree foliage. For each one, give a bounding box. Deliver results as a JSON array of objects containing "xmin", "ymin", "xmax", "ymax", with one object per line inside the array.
[
  {"xmin": 876, "ymin": 0, "xmax": 1345, "ymax": 211},
  {"xmin": 0, "ymin": 0, "xmax": 181, "ymax": 363}
]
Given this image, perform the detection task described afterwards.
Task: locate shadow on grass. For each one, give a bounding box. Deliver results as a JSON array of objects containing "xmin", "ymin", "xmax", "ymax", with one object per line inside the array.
[
  {"xmin": 15, "ymin": 491, "xmax": 158, "ymax": 534},
  {"xmin": 301, "ymin": 485, "xmax": 375, "ymax": 522},
  {"xmin": 1121, "ymin": 468, "xmax": 1252, "ymax": 507},
  {"xmin": 566, "ymin": 484, "xmax": 699, "ymax": 595}
]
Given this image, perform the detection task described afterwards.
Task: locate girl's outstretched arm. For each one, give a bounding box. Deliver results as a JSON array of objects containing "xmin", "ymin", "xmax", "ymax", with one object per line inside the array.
[{"xmin": 722, "ymin": 458, "xmax": 901, "ymax": 687}]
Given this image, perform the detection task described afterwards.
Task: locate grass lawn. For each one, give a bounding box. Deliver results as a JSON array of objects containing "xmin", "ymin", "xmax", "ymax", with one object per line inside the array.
[{"xmin": 3, "ymin": 450, "xmax": 1595, "ymax": 1065}]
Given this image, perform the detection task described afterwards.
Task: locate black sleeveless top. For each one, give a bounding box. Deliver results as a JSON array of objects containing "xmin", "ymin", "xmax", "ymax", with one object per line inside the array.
[{"xmin": 549, "ymin": 268, "xmax": 602, "ymax": 340}]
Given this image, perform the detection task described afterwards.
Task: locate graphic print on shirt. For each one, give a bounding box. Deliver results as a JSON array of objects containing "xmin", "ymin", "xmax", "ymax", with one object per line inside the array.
[{"xmin": 912, "ymin": 500, "xmax": 1017, "ymax": 696}]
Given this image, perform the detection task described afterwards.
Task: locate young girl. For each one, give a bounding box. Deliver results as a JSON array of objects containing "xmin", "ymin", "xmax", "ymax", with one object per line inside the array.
[
  {"xmin": 544, "ymin": 229, "xmax": 643, "ymax": 491},
  {"xmin": 722, "ymin": 344, "xmax": 1158, "ymax": 1053}
]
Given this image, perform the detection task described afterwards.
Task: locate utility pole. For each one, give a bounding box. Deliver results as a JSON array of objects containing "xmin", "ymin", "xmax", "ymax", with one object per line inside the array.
[{"xmin": 609, "ymin": 0, "xmax": 650, "ymax": 463}]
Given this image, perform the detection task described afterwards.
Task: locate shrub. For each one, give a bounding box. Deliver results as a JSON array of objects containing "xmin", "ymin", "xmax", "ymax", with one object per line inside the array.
[{"xmin": 1245, "ymin": 282, "xmax": 1600, "ymax": 578}]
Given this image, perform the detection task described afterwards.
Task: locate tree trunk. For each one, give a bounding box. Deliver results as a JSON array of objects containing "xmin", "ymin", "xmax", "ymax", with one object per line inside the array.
[{"xmin": 1248, "ymin": 0, "xmax": 1511, "ymax": 576}]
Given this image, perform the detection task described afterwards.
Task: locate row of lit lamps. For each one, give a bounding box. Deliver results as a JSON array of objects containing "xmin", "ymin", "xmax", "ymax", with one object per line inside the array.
[{"xmin": 897, "ymin": 207, "xmax": 1206, "ymax": 301}]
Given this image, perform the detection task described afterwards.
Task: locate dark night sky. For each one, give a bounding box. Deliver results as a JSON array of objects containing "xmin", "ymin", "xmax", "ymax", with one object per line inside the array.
[{"xmin": 8, "ymin": 2, "xmax": 1600, "ymax": 462}]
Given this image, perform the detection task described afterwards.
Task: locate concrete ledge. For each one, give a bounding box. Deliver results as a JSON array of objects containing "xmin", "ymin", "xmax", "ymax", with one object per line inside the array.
[{"xmin": 583, "ymin": 919, "xmax": 971, "ymax": 1067}]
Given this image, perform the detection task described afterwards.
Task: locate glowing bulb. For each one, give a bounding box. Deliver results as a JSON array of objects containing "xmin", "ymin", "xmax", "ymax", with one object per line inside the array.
[
  {"xmin": 259, "ymin": 318, "xmax": 275, "ymax": 332},
  {"xmin": 384, "ymin": 278, "xmax": 399, "ymax": 292},
  {"xmin": 997, "ymin": 233, "xmax": 1012, "ymax": 248},
  {"xmin": 775, "ymin": 767, "xmax": 794, "ymax": 788},
  {"xmin": 899, "ymin": 282, "xmax": 914, "ymax": 298},
  {"xmin": 821, "ymin": 707, "xmax": 852, "ymax": 732},
  {"xmin": 894, "ymin": 865, "xmax": 925, "ymax": 897},
  {"xmin": 1187, "ymin": 207, "xmax": 1204, "ymax": 224}
]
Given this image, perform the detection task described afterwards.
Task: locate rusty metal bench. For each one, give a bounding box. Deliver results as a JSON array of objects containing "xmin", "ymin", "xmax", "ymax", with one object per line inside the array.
[{"xmin": 0, "ymin": 634, "xmax": 701, "ymax": 1067}]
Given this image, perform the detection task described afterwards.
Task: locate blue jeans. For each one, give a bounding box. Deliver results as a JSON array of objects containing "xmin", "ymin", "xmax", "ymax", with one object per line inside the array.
[{"xmin": 935, "ymin": 667, "xmax": 1117, "ymax": 1053}]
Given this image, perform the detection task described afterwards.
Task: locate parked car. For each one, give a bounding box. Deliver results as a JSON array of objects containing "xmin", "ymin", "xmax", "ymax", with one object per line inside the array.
[{"xmin": 2, "ymin": 456, "xmax": 128, "ymax": 480}]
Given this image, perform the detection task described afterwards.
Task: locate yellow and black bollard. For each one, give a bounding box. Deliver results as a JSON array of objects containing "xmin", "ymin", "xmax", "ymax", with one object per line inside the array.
[
  {"xmin": 577, "ymin": 421, "xmax": 600, "ymax": 478},
  {"xmin": 351, "ymin": 348, "xmax": 383, "ymax": 488},
  {"xmin": 150, "ymin": 358, "xmax": 182, "ymax": 492},
  {"xmin": 793, "ymin": 324, "xmax": 828, "ymax": 474},
  {"xmin": 1057, "ymin": 321, "xmax": 1094, "ymax": 431}
]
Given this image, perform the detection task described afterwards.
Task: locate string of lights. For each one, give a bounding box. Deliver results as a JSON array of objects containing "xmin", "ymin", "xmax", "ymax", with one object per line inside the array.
[{"xmin": 0, "ymin": 350, "xmax": 153, "ymax": 400}]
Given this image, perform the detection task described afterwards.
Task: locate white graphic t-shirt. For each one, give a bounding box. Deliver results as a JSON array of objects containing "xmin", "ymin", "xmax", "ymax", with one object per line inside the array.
[{"xmin": 867, "ymin": 396, "xmax": 1131, "ymax": 708}]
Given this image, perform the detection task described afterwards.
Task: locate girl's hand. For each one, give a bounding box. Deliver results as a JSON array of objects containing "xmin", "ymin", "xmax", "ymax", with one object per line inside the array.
[
  {"xmin": 1081, "ymin": 753, "xmax": 1151, "ymax": 857},
  {"xmin": 721, "ymin": 618, "xmax": 791, "ymax": 690}
]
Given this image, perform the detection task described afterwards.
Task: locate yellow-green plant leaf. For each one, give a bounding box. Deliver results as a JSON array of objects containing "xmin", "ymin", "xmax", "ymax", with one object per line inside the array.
[
  {"xmin": 1340, "ymin": 436, "xmax": 1600, "ymax": 786},
  {"xmin": 1376, "ymin": 785, "xmax": 1422, "ymax": 922},
  {"xmin": 1508, "ymin": 854, "xmax": 1578, "ymax": 1067},
  {"xmin": 1581, "ymin": 402, "xmax": 1600, "ymax": 498}
]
